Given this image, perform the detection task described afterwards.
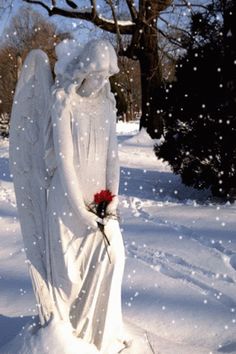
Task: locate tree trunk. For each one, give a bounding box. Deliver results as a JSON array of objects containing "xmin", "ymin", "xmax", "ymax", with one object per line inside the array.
[
  {"xmin": 137, "ymin": 2, "xmax": 164, "ymax": 139},
  {"xmin": 20, "ymin": 0, "xmax": 172, "ymax": 139},
  {"xmin": 139, "ymin": 37, "xmax": 163, "ymax": 138}
]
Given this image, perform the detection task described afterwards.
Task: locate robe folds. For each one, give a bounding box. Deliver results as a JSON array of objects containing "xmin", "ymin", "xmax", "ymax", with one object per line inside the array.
[{"xmin": 45, "ymin": 86, "xmax": 126, "ymax": 353}]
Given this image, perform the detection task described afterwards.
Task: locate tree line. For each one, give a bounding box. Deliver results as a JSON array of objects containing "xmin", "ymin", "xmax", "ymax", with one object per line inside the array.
[
  {"xmin": 1, "ymin": 0, "xmax": 186, "ymax": 138},
  {"xmin": 0, "ymin": 6, "xmax": 144, "ymax": 135},
  {"xmin": 0, "ymin": 7, "xmax": 69, "ymax": 132}
]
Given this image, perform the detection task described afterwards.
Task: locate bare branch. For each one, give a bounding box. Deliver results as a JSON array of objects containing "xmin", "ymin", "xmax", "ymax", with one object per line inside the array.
[
  {"xmin": 139, "ymin": 0, "xmax": 146, "ymax": 21},
  {"xmin": 159, "ymin": 15, "xmax": 194, "ymax": 39},
  {"xmin": 158, "ymin": 44, "xmax": 175, "ymax": 61},
  {"xmin": 106, "ymin": 0, "xmax": 123, "ymax": 52},
  {"xmin": 23, "ymin": 0, "xmax": 135, "ymax": 34},
  {"xmin": 126, "ymin": 0, "xmax": 138, "ymax": 21},
  {"xmin": 23, "ymin": 0, "xmax": 51, "ymax": 14},
  {"xmin": 158, "ymin": 27, "xmax": 184, "ymax": 48},
  {"xmin": 65, "ymin": 0, "xmax": 77, "ymax": 9},
  {"xmin": 90, "ymin": 0, "xmax": 96, "ymax": 19},
  {"xmin": 174, "ymin": 0, "xmax": 210, "ymax": 11},
  {"xmin": 0, "ymin": 0, "xmax": 14, "ymax": 21}
]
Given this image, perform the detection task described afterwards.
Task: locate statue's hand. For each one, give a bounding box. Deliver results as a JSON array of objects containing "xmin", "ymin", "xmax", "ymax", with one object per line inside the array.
[
  {"xmin": 54, "ymin": 87, "xmax": 67, "ymax": 101},
  {"xmin": 80, "ymin": 209, "xmax": 102, "ymax": 231},
  {"xmin": 106, "ymin": 196, "xmax": 119, "ymax": 215}
]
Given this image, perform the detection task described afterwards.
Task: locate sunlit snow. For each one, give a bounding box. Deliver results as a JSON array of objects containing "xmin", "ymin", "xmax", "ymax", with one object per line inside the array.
[{"xmin": 0, "ymin": 122, "xmax": 236, "ymax": 353}]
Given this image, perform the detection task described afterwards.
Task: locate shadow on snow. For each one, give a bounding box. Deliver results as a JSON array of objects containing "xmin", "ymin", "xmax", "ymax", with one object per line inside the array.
[{"xmin": 0, "ymin": 315, "xmax": 32, "ymax": 347}]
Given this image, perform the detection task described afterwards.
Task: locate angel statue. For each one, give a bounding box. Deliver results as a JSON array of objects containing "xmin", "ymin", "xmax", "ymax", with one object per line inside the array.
[{"xmin": 6, "ymin": 38, "xmax": 153, "ymax": 354}]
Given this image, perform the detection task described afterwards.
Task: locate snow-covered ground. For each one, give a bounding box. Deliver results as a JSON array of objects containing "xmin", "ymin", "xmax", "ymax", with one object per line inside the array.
[{"xmin": 0, "ymin": 121, "xmax": 236, "ymax": 354}]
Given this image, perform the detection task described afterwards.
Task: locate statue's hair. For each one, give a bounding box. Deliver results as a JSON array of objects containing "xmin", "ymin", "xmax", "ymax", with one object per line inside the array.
[{"xmin": 55, "ymin": 39, "xmax": 119, "ymax": 86}]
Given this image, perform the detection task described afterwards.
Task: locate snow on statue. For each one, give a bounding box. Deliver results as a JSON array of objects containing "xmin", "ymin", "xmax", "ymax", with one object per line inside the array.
[{"xmin": 4, "ymin": 39, "xmax": 153, "ymax": 354}]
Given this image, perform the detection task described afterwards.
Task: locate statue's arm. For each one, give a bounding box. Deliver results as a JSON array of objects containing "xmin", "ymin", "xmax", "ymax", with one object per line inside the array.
[
  {"xmin": 106, "ymin": 106, "xmax": 120, "ymax": 213},
  {"xmin": 51, "ymin": 89, "xmax": 99, "ymax": 229}
]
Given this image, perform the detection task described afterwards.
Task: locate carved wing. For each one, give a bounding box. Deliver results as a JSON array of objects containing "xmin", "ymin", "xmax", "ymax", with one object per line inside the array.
[{"xmin": 9, "ymin": 49, "xmax": 54, "ymax": 324}]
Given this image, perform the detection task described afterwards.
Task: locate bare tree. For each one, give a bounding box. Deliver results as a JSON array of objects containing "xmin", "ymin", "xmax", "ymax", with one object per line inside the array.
[
  {"xmin": 0, "ymin": 6, "xmax": 69, "ymax": 120},
  {"xmin": 116, "ymin": 56, "xmax": 141, "ymax": 121},
  {"xmin": 10, "ymin": 0, "xmax": 174, "ymax": 138},
  {"xmin": 1, "ymin": 0, "xmax": 200, "ymax": 137},
  {"xmin": 0, "ymin": 46, "xmax": 17, "ymax": 117}
]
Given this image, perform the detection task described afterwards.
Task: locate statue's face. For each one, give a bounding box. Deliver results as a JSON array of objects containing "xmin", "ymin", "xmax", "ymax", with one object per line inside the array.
[
  {"xmin": 76, "ymin": 71, "xmax": 109, "ymax": 97},
  {"xmin": 87, "ymin": 72, "xmax": 109, "ymax": 90}
]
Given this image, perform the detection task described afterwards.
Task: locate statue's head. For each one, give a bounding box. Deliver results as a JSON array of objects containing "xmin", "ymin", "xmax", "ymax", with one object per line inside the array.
[{"xmin": 54, "ymin": 38, "xmax": 119, "ymax": 96}]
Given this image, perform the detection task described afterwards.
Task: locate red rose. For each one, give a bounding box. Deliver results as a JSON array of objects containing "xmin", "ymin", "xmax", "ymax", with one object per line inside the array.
[
  {"xmin": 94, "ymin": 189, "xmax": 115, "ymax": 204},
  {"xmin": 86, "ymin": 189, "xmax": 117, "ymax": 263}
]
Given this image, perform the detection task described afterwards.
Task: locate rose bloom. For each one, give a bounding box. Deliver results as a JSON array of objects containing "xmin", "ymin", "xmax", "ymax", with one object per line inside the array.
[{"xmin": 94, "ymin": 189, "xmax": 115, "ymax": 204}]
